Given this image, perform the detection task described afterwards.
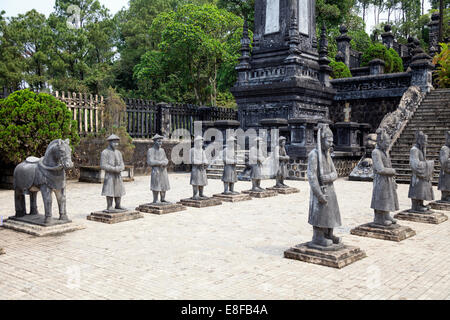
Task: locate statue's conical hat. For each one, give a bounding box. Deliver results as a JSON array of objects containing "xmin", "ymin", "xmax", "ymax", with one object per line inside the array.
[
  {"xmin": 107, "ymin": 134, "xmax": 120, "ymax": 141},
  {"xmin": 152, "ymin": 134, "xmax": 164, "ymax": 140}
]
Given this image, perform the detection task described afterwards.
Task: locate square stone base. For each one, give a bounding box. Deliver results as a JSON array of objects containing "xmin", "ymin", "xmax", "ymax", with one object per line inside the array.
[
  {"xmin": 212, "ymin": 193, "xmax": 252, "ymax": 202},
  {"xmin": 284, "ymin": 242, "xmax": 366, "ymax": 269},
  {"xmin": 179, "ymin": 197, "xmax": 222, "ymax": 208},
  {"xmin": 2, "ymin": 215, "xmax": 85, "ymax": 237},
  {"xmin": 87, "ymin": 209, "xmax": 143, "ymax": 224},
  {"xmin": 350, "ymin": 222, "xmax": 416, "ymax": 242},
  {"xmin": 429, "ymin": 201, "xmax": 450, "ymax": 212},
  {"xmin": 241, "ymin": 189, "xmax": 278, "ymax": 198},
  {"xmin": 136, "ymin": 203, "xmax": 187, "ymax": 215},
  {"xmin": 394, "ymin": 210, "xmax": 448, "ymax": 224},
  {"xmin": 267, "ymin": 186, "xmax": 300, "ymax": 194}
]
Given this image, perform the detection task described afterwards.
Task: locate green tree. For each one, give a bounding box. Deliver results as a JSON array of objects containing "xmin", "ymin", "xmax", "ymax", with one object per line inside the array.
[
  {"xmin": 0, "ymin": 89, "xmax": 80, "ymax": 165},
  {"xmin": 134, "ymin": 4, "xmax": 244, "ymax": 106},
  {"xmin": 316, "ymin": 0, "xmax": 356, "ymax": 29}
]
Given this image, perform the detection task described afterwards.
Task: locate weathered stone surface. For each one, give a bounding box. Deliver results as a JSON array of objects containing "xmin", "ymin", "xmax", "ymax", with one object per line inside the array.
[
  {"xmin": 429, "ymin": 201, "xmax": 450, "ymax": 211},
  {"xmin": 179, "ymin": 197, "xmax": 222, "ymax": 208},
  {"xmin": 394, "ymin": 210, "xmax": 448, "ymax": 224},
  {"xmin": 350, "ymin": 222, "xmax": 416, "ymax": 241},
  {"xmin": 8, "ymin": 214, "xmax": 72, "ymax": 227},
  {"xmin": 242, "ymin": 189, "xmax": 278, "ymax": 198},
  {"xmin": 212, "ymin": 193, "xmax": 252, "ymax": 202},
  {"xmin": 284, "ymin": 243, "xmax": 366, "ymax": 269},
  {"xmin": 87, "ymin": 210, "xmax": 143, "ymax": 224},
  {"xmin": 2, "ymin": 216, "xmax": 85, "ymax": 237},
  {"xmin": 267, "ymin": 186, "xmax": 300, "ymax": 194},
  {"xmin": 79, "ymin": 165, "xmax": 134, "ymax": 183},
  {"xmin": 136, "ymin": 203, "xmax": 187, "ymax": 215}
]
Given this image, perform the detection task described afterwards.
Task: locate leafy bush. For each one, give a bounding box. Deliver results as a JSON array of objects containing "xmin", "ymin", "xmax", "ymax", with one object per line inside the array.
[
  {"xmin": 361, "ymin": 43, "xmax": 404, "ymax": 73},
  {"xmin": 432, "ymin": 43, "xmax": 450, "ymax": 88},
  {"xmin": 329, "ymin": 59, "xmax": 352, "ymax": 79},
  {"xmin": 0, "ymin": 89, "xmax": 80, "ymax": 165}
]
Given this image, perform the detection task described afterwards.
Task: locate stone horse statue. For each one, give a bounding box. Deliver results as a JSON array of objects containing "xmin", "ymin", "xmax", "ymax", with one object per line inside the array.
[{"xmin": 13, "ymin": 139, "xmax": 74, "ymax": 224}]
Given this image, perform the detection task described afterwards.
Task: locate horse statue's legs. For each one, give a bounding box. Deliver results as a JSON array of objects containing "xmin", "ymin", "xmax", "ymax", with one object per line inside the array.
[
  {"xmin": 14, "ymin": 189, "xmax": 26, "ymax": 217},
  {"xmin": 54, "ymin": 188, "xmax": 68, "ymax": 221},
  {"xmin": 40, "ymin": 185, "xmax": 53, "ymax": 224},
  {"xmin": 30, "ymin": 191, "xmax": 39, "ymax": 215}
]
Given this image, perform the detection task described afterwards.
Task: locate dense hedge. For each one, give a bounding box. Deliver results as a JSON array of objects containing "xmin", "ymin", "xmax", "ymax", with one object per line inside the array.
[
  {"xmin": 330, "ymin": 59, "xmax": 352, "ymax": 79},
  {"xmin": 361, "ymin": 43, "xmax": 404, "ymax": 73},
  {"xmin": 0, "ymin": 89, "xmax": 80, "ymax": 165}
]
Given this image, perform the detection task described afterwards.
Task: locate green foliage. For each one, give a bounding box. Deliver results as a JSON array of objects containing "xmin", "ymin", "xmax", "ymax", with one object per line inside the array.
[
  {"xmin": 0, "ymin": 89, "xmax": 80, "ymax": 165},
  {"xmin": 432, "ymin": 43, "xmax": 450, "ymax": 88},
  {"xmin": 133, "ymin": 3, "xmax": 245, "ymax": 106},
  {"xmin": 316, "ymin": 0, "xmax": 355, "ymax": 28},
  {"xmin": 361, "ymin": 43, "xmax": 404, "ymax": 73},
  {"xmin": 329, "ymin": 59, "xmax": 352, "ymax": 79}
]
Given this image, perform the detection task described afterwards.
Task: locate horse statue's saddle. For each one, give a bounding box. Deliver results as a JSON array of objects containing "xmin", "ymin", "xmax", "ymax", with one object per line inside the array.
[{"xmin": 26, "ymin": 156, "xmax": 41, "ymax": 163}]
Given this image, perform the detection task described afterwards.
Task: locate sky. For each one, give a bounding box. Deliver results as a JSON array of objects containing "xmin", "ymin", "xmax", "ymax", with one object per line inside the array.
[{"xmin": 0, "ymin": 0, "xmax": 433, "ymax": 34}]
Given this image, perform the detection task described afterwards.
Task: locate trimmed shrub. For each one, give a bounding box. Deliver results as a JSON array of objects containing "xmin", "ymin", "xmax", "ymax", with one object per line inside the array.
[
  {"xmin": 361, "ymin": 43, "xmax": 404, "ymax": 73},
  {"xmin": 329, "ymin": 59, "xmax": 352, "ymax": 79},
  {"xmin": 0, "ymin": 89, "xmax": 80, "ymax": 165}
]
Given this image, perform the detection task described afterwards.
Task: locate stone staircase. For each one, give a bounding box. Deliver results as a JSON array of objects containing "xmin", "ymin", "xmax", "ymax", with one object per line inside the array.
[
  {"xmin": 390, "ymin": 88, "xmax": 450, "ymax": 185},
  {"xmin": 206, "ymin": 149, "xmax": 248, "ymax": 180}
]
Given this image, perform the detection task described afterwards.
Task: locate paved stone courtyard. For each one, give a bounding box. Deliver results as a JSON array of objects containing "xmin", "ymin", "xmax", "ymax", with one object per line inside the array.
[{"xmin": 0, "ymin": 174, "xmax": 449, "ymax": 300}]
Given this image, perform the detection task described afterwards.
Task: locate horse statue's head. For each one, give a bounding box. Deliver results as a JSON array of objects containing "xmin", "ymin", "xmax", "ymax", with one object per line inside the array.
[{"xmin": 44, "ymin": 139, "xmax": 74, "ymax": 170}]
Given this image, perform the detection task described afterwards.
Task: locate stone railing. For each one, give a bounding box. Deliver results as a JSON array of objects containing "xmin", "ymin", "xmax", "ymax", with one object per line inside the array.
[
  {"xmin": 377, "ymin": 86, "xmax": 425, "ymax": 152},
  {"xmin": 331, "ymin": 72, "xmax": 412, "ymax": 100}
]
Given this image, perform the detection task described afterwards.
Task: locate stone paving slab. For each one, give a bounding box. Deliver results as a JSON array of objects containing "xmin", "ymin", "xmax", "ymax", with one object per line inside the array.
[{"xmin": 0, "ymin": 173, "xmax": 449, "ymax": 300}]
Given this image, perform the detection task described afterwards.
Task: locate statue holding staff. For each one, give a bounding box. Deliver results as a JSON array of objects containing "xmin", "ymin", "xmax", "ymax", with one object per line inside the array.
[
  {"xmin": 147, "ymin": 134, "xmax": 170, "ymax": 203},
  {"xmin": 190, "ymin": 136, "xmax": 209, "ymax": 200},
  {"xmin": 307, "ymin": 124, "xmax": 341, "ymax": 247}
]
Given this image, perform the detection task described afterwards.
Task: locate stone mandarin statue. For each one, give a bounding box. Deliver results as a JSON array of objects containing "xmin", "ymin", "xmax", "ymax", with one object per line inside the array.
[
  {"xmin": 147, "ymin": 134, "xmax": 170, "ymax": 203},
  {"xmin": 249, "ymin": 137, "xmax": 265, "ymax": 192},
  {"xmin": 408, "ymin": 130, "xmax": 435, "ymax": 212},
  {"xmin": 190, "ymin": 136, "xmax": 209, "ymax": 200},
  {"xmin": 275, "ymin": 136, "xmax": 290, "ymax": 188},
  {"xmin": 222, "ymin": 136, "xmax": 239, "ymax": 195},
  {"xmin": 370, "ymin": 129, "xmax": 399, "ymax": 226},
  {"xmin": 438, "ymin": 131, "xmax": 450, "ymax": 202},
  {"xmin": 100, "ymin": 134, "xmax": 127, "ymax": 212},
  {"xmin": 307, "ymin": 124, "xmax": 342, "ymax": 247}
]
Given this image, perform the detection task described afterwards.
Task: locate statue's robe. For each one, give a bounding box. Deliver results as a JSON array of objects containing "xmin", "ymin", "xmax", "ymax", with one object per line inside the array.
[
  {"xmin": 307, "ymin": 149, "xmax": 341, "ymax": 228},
  {"xmin": 408, "ymin": 145, "xmax": 434, "ymax": 201},
  {"xmin": 190, "ymin": 147, "xmax": 208, "ymax": 186},
  {"xmin": 438, "ymin": 145, "xmax": 450, "ymax": 193},
  {"xmin": 249, "ymin": 146, "xmax": 264, "ymax": 179},
  {"xmin": 276, "ymin": 146, "xmax": 290, "ymax": 179},
  {"xmin": 100, "ymin": 147, "xmax": 125, "ymax": 197},
  {"xmin": 222, "ymin": 147, "xmax": 237, "ymax": 183},
  {"xmin": 147, "ymin": 147, "xmax": 170, "ymax": 192},
  {"xmin": 370, "ymin": 148, "xmax": 399, "ymax": 212}
]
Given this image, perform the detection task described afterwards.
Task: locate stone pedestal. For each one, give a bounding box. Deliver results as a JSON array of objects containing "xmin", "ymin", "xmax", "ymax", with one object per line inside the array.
[
  {"xmin": 350, "ymin": 223, "xmax": 416, "ymax": 242},
  {"xmin": 429, "ymin": 200, "xmax": 450, "ymax": 212},
  {"xmin": 87, "ymin": 209, "xmax": 143, "ymax": 224},
  {"xmin": 212, "ymin": 193, "xmax": 252, "ymax": 202},
  {"xmin": 267, "ymin": 186, "xmax": 300, "ymax": 194},
  {"xmin": 284, "ymin": 242, "xmax": 366, "ymax": 269},
  {"xmin": 179, "ymin": 197, "xmax": 222, "ymax": 208},
  {"xmin": 79, "ymin": 165, "xmax": 134, "ymax": 183},
  {"xmin": 2, "ymin": 215, "xmax": 85, "ymax": 237},
  {"xmin": 242, "ymin": 189, "xmax": 278, "ymax": 198},
  {"xmin": 394, "ymin": 210, "xmax": 448, "ymax": 224},
  {"xmin": 136, "ymin": 202, "xmax": 187, "ymax": 215},
  {"xmin": 334, "ymin": 122, "xmax": 361, "ymax": 153}
]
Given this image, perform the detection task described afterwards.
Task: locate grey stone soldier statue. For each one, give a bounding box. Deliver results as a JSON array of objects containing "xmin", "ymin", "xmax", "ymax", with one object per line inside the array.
[
  {"xmin": 307, "ymin": 124, "xmax": 342, "ymax": 247},
  {"xmin": 190, "ymin": 136, "xmax": 209, "ymax": 200},
  {"xmin": 249, "ymin": 137, "xmax": 265, "ymax": 192},
  {"xmin": 370, "ymin": 129, "xmax": 399, "ymax": 226},
  {"xmin": 100, "ymin": 134, "xmax": 127, "ymax": 212},
  {"xmin": 275, "ymin": 136, "xmax": 290, "ymax": 188},
  {"xmin": 147, "ymin": 134, "xmax": 170, "ymax": 203},
  {"xmin": 438, "ymin": 131, "xmax": 450, "ymax": 202},
  {"xmin": 222, "ymin": 136, "xmax": 239, "ymax": 195},
  {"xmin": 408, "ymin": 130, "xmax": 434, "ymax": 212}
]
